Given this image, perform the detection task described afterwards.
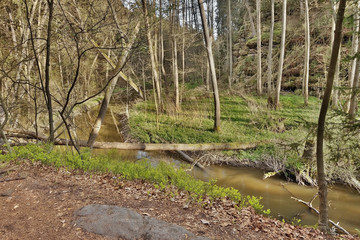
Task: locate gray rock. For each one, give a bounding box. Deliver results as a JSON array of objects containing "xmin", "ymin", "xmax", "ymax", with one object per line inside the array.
[{"xmin": 74, "ymin": 204, "xmax": 210, "ymax": 240}]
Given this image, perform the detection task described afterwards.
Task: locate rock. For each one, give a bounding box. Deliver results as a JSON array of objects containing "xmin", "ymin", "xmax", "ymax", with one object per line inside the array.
[{"xmin": 74, "ymin": 204, "xmax": 209, "ymax": 240}]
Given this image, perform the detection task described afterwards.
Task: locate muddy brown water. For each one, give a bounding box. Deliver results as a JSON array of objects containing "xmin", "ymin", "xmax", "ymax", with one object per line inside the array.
[{"xmin": 71, "ymin": 107, "xmax": 360, "ymax": 234}]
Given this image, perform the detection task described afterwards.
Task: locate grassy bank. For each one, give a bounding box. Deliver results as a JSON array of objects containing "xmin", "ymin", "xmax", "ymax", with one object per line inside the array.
[
  {"xmin": 128, "ymin": 91, "xmax": 360, "ymax": 189},
  {"xmin": 0, "ymin": 144, "xmax": 269, "ymax": 214},
  {"xmin": 129, "ymin": 92, "xmax": 320, "ymax": 144}
]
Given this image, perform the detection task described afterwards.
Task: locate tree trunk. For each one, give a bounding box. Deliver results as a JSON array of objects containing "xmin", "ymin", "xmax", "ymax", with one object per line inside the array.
[
  {"xmin": 347, "ymin": 0, "xmax": 360, "ymax": 112},
  {"xmin": 171, "ymin": 0, "xmax": 180, "ymax": 111},
  {"xmin": 159, "ymin": 0, "xmax": 168, "ymax": 96},
  {"xmin": 142, "ymin": 0, "xmax": 162, "ymax": 112},
  {"xmin": 275, "ymin": 0, "xmax": 287, "ymax": 109},
  {"xmin": 256, "ymin": 0, "xmax": 262, "ymax": 95},
  {"xmin": 349, "ymin": 42, "xmax": 360, "ymax": 120},
  {"xmin": 87, "ymin": 22, "xmax": 140, "ymax": 147},
  {"xmin": 316, "ymin": 0, "xmax": 346, "ymax": 232},
  {"xmin": 181, "ymin": 0, "xmax": 186, "ymax": 103},
  {"xmin": 244, "ymin": 0, "xmax": 256, "ymax": 37},
  {"xmin": 45, "ymin": 0, "xmax": 55, "ymax": 142},
  {"xmin": 228, "ymin": 0, "xmax": 233, "ymax": 90},
  {"xmin": 267, "ymin": 0, "xmax": 274, "ymax": 93},
  {"xmin": 303, "ymin": 0, "xmax": 310, "ymax": 106},
  {"xmin": 331, "ymin": 0, "xmax": 340, "ymax": 109},
  {"xmin": 198, "ymin": 0, "xmax": 221, "ymax": 132}
]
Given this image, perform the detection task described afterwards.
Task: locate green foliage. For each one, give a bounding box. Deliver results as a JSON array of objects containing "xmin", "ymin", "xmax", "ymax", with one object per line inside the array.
[
  {"xmin": 129, "ymin": 94, "xmax": 320, "ymax": 173},
  {"xmin": 0, "ymin": 144, "xmax": 269, "ymax": 214}
]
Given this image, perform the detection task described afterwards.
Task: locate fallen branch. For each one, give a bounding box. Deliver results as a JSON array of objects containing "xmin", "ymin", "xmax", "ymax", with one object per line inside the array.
[
  {"xmin": 0, "ymin": 166, "xmax": 19, "ymax": 175},
  {"xmin": 291, "ymin": 196, "xmax": 350, "ymax": 235},
  {"xmin": 175, "ymin": 150, "xmax": 204, "ymax": 169},
  {"xmin": 0, "ymin": 177, "xmax": 26, "ymax": 183}
]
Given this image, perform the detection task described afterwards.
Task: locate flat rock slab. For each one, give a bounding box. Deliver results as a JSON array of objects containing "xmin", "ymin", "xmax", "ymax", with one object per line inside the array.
[{"xmin": 74, "ymin": 204, "xmax": 209, "ymax": 240}]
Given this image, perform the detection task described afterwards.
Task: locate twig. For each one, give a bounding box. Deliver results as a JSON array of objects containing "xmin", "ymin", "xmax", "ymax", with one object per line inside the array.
[
  {"xmin": 291, "ymin": 196, "xmax": 350, "ymax": 235},
  {"xmin": 0, "ymin": 177, "xmax": 26, "ymax": 183},
  {"xmin": 176, "ymin": 150, "xmax": 205, "ymax": 169}
]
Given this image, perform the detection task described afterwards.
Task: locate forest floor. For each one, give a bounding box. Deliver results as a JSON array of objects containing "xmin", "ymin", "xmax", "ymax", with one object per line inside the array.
[{"xmin": 0, "ymin": 160, "xmax": 358, "ymax": 240}]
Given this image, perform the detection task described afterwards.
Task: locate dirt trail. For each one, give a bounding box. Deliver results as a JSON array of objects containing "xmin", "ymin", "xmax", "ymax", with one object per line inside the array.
[{"xmin": 0, "ymin": 161, "xmax": 357, "ymax": 240}]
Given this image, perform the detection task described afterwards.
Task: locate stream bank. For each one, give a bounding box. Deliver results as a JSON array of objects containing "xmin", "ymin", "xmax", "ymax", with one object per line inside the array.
[
  {"xmin": 113, "ymin": 112, "xmax": 360, "ymax": 234},
  {"xmin": 1, "ymin": 161, "xmax": 357, "ymax": 240}
]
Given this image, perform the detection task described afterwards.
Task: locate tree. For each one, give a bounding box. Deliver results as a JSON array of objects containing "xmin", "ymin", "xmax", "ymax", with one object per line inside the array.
[
  {"xmin": 348, "ymin": 0, "xmax": 360, "ymax": 113},
  {"xmin": 228, "ymin": 0, "xmax": 233, "ymax": 90},
  {"xmin": 303, "ymin": 0, "xmax": 310, "ymax": 106},
  {"xmin": 171, "ymin": 0, "xmax": 180, "ymax": 111},
  {"xmin": 244, "ymin": 0, "xmax": 256, "ymax": 37},
  {"xmin": 275, "ymin": 0, "xmax": 287, "ymax": 109},
  {"xmin": 256, "ymin": 0, "xmax": 262, "ymax": 95},
  {"xmin": 142, "ymin": 0, "xmax": 162, "ymax": 127},
  {"xmin": 267, "ymin": 0, "xmax": 274, "ymax": 93},
  {"xmin": 87, "ymin": 23, "xmax": 141, "ymax": 147},
  {"xmin": 316, "ymin": 0, "xmax": 346, "ymax": 232},
  {"xmin": 198, "ymin": 0, "xmax": 221, "ymax": 132},
  {"xmin": 330, "ymin": 0, "xmax": 341, "ymax": 110}
]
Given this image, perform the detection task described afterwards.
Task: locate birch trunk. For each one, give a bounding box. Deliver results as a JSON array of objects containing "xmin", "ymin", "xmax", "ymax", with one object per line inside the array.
[
  {"xmin": 228, "ymin": 0, "xmax": 233, "ymax": 90},
  {"xmin": 142, "ymin": 0, "xmax": 162, "ymax": 111},
  {"xmin": 303, "ymin": 0, "xmax": 310, "ymax": 106},
  {"xmin": 349, "ymin": 40, "xmax": 360, "ymax": 120},
  {"xmin": 198, "ymin": 0, "xmax": 221, "ymax": 132},
  {"xmin": 171, "ymin": 0, "xmax": 180, "ymax": 111},
  {"xmin": 331, "ymin": 0, "xmax": 340, "ymax": 109},
  {"xmin": 256, "ymin": 0, "xmax": 262, "ymax": 95},
  {"xmin": 275, "ymin": 0, "xmax": 287, "ymax": 109},
  {"xmin": 267, "ymin": 0, "xmax": 274, "ymax": 93}
]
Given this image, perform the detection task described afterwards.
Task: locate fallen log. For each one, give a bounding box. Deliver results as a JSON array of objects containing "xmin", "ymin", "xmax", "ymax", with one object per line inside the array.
[
  {"xmin": 4, "ymin": 128, "xmax": 258, "ymax": 151},
  {"xmin": 291, "ymin": 196, "xmax": 350, "ymax": 235},
  {"xmin": 174, "ymin": 150, "xmax": 205, "ymax": 169}
]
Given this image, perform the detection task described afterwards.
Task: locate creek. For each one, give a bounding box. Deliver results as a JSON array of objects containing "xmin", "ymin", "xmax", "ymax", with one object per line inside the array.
[{"xmin": 74, "ymin": 107, "xmax": 360, "ymax": 234}]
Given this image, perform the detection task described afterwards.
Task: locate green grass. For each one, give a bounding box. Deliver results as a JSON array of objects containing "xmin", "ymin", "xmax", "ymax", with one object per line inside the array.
[
  {"xmin": 0, "ymin": 144, "xmax": 269, "ymax": 214},
  {"xmin": 129, "ymin": 93, "xmax": 320, "ymax": 145}
]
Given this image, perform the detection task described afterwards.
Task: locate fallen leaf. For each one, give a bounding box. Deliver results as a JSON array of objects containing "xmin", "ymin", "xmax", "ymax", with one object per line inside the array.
[{"xmin": 200, "ymin": 219, "xmax": 210, "ymax": 225}]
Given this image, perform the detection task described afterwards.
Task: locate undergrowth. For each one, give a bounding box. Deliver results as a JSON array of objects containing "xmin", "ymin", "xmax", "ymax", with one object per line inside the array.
[{"xmin": 0, "ymin": 144, "xmax": 270, "ymax": 215}]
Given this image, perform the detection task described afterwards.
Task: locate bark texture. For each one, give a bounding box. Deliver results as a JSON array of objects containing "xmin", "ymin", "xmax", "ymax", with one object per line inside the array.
[
  {"xmin": 198, "ymin": 0, "xmax": 221, "ymax": 132},
  {"xmin": 275, "ymin": 0, "xmax": 287, "ymax": 109},
  {"xmin": 316, "ymin": 0, "xmax": 346, "ymax": 232}
]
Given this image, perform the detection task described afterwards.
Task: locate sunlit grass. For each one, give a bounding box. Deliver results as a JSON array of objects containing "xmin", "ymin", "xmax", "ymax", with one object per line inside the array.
[{"xmin": 129, "ymin": 93, "xmax": 321, "ymax": 145}]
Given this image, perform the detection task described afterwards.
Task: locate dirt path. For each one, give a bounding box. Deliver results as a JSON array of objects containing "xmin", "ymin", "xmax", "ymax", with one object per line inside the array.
[{"xmin": 0, "ymin": 161, "xmax": 357, "ymax": 240}]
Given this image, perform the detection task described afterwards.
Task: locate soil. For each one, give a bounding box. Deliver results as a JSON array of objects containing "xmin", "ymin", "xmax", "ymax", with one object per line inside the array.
[{"xmin": 0, "ymin": 160, "xmax": 358, "ymax": 240}]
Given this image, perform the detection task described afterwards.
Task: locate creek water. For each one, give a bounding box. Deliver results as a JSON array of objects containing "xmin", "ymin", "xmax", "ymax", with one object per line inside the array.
[{"xmin": 75, "ymin": 108, "xmax": 360, "ymax": 234}]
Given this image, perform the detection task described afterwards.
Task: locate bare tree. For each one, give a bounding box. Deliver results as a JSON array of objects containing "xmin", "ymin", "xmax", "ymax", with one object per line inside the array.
[
  {"xmin": 198, "ymin": 0, "xmax": 221, "ymax": 132},
  {"xmin": 244, "ymin": 0, "xmax": 256, "ymax": 37},
  {"xmin": 347, "ymin": 0, "xmax": 360, "ymax": 112},
  {"xmin": 275, "ymin": 0, "xmax": 287, "ymax": 109},
  {"xmin": 171, "ymin": 0, "xmax": 180, "ymax": 111},
  {"xmin": 330, "ymin": 0, "xmax": 341, "ymax": 109},
  {"xmin": 267, "ymin": 0, "xmax": 274, "ymax": 93},
  {"xmin": 256, "ymin": 0, "xmax": 262, "ymax": 95},
  {"xmin": 303, "ymin": 0, "xmax": 310, "ymax": 106},
  {"xmin": 228, "ymin": 0, "xmax": 233, "ymax": 90},
  {"xmin": 87, "ymin": 23, "xmax": 141, "ymax": 147},
  {"xmin": 316, "ymin": 0, "xmax": 346, "ymax": 232}
]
